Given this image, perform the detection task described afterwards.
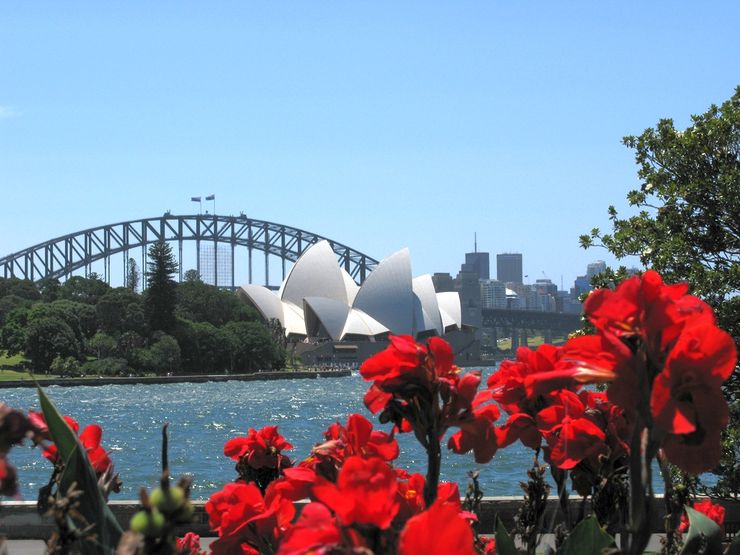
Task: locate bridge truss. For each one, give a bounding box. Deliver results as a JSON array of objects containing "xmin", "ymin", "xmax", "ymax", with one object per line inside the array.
[
  {"xmin": 0, "ymin": 214, "xmax": 379, "ymax": 288},
  {"xmin": 481, "ymin": 308, "xmax": 582, "ymax": 349}
]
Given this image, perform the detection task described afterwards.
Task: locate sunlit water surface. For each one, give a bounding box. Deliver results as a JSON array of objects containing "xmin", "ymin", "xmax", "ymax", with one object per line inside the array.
[{"xmin": 3, "ymin": 369, "xmax": 675, "ymax": 501}]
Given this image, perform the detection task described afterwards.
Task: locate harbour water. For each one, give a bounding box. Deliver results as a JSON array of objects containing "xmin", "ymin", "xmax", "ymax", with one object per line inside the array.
[{"xmin": 2, "ymin": 369, "xmax": 675, "ymax": 501}]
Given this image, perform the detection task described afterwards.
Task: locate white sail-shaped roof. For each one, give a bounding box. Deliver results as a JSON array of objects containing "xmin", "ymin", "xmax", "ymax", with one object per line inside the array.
[
  {"xmin": 237, "ymin": 285, "xmax": 285, "ymax": 327},
  {"xmin": 282, "ymin": 301, "xmax": 306, "ymax": 337},
  {"xmin": 237, "ymin": 243, "xmax": 463, "ymax": 341},
  {"xmin": 341, "ymin": 308, "xmax": 389, "ymax": 338},
  {"xmin": 341, "ymin": 268, "xmax": 360, "ymax": 304},
  {"xmin": 280, "ymin": 241, "xmax": 350, "ymax": 306},
  {"xmin": 303, "ymin": 297, "xmax": 350, "ymax": 341},
  {"xmin": 412, "ymin": 275, "xmax": 443, "ymax": 335},
  {"xmin": 437, "ymin": 291, "xmax": 462, "ymax": 331},
  {"xmin": 352, "ymin": 248, "xmax": 414, "ymax": 336}
]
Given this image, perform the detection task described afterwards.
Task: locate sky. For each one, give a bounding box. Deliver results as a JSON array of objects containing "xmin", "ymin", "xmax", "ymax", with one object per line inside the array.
[{"xmin": 1, "ymin": 2, "xmax": 738, "ymax": 290}]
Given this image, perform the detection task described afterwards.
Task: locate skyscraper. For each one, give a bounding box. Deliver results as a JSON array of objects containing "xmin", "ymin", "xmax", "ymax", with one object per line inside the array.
[
  {"xmin": 463, "ymin": 251, "xmax": 490, "ymax": 280},
  {"xmin": 496, "ymin": 253, "xmax": 523, "ymax": 284}
]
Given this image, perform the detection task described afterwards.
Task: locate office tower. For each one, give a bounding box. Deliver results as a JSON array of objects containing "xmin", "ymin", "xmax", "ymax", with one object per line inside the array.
[
  {"xmin": 496, "ymin": 253, "xmax": 523, "ymax": 284},
  {"xmin": 199, "ymin": 243, "xmax": 232, "ymax": 287},
  {"xmin": 463, "ymin": 251, "xmax": 490, "ymax": 280}
]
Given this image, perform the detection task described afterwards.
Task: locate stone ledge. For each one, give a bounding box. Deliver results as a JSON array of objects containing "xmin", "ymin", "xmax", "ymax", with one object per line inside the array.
[{"xmin": 1, "ymin": 497, "xmax": 738, "ymax": 539}]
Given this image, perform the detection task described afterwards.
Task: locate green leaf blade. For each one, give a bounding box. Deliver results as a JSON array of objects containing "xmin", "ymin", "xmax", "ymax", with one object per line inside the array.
[{"xmin": 38, "ymin": 386, "xmax": 123, "ymax": 554}]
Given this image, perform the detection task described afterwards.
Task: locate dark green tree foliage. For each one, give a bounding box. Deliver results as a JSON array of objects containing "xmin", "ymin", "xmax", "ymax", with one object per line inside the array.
[
  {"xmin": 0, "ymin": 295, "xmax": 32, "ymax": 327},
  {"xmin": 145, "ymin": 241, "xmax": 179, "ymax": 333},
  {"xmin": 581, "ymin": 87, "xmax": 740, "ymax": 496},
  {"xmin": 223, "ymin": 321, "xmax": 285, "ymax": 373},
  {"xmin": 89, "ymin": 331, "xmax": 117, "ymax": 359},
  {"xmin": 26, "ymin": 316, "xmax": 80, "ymax": 373},
  {"xmin": 0, "ymin": 277, "xmax": 41, "ymax": 301},
  {"xmin": 59, "ymin": 275, "xmax": 111, "ymax": 305},
  {"xmin": 175, "ymin": 318, "xmax": 232, "ymax": 374},
  {"xmin": 135, "ymin": 332, "xmax": 181, "ymax": 375},
  {"xmin": 37, "ymin": 278, "xmax": 61, "ymax": 302},
  {"xmin": 176, "ymin": 279, "xmax": 258, "ymax": 326},
  {"xmin": 0, "ymin": 306, "xmax": 30, "ymax": 355},
  {"xmin": 96, "ymin": 288, "xmax": 145, "ymax": 335},
  {"xmin": 126, "ymin": 257, "xmax": 140, "ymax": 292}
]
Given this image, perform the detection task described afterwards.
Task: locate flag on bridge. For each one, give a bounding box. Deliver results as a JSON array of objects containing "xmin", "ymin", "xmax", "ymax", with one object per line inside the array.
[
  {"xmin": 191, "ymin": 196, "xmax": 201, "ymax": 202},
  {"xmin": 205, "ymin": 194, "xmax": 215, "ymax": 201}
]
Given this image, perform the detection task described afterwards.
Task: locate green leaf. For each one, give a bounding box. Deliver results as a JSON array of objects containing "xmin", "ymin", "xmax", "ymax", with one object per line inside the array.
[
  {"xmin": 494, "ymin": 516, "xmax": 519, "ymax": 555},
  {"xmin": 558, "ymin": 516, "xmax": 615, "ymax": 555},
  {"xmin": 39, "ymin": 386, "xmax": 122, "ymax": 554},
  {"xmin": 680, "ymin": 506, "xmax": 723, "ymax": 555}
]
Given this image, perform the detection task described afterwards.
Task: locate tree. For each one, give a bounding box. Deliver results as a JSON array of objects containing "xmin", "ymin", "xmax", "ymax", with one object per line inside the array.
[
  {"xmin": 223, "ymin": 321, "xmax": 285, "ymax": 373},
  {"xmin": 126, "ymin": 258, "xmax": 140, "ymax": 293},
  {"xmin": 89, "ymin": 331, "xmax": 117, "ymax": 359},
  {"xmin": 176, "ymin": 279, "xmax": 258, "ymax": 326},
  {"xmin": 581, "ymin": 87, "xmax": 740, "ymax": 495},
  {"xmin": 25, "ymin": 316, "xmax": 80, "ymax": 373},
  {"xmin": 183, "ymin": 269, "xmax": 200, "ymax": 283},
  {"xmin": 96, "ymin": 288, "xmax": 145, "ymax": 335},
  {"xmin": 59, "ymin": 275, "xmax": 111, "ymax": 305},
  {"xmin": 145, "ymin": 241, "xmax": 179, "ymax": 333}
]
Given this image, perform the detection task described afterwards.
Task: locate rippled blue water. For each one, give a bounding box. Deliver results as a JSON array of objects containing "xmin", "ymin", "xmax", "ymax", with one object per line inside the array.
[{"xmin": 2, "ymin": 369, "xmax": 676, "ymax": 501}]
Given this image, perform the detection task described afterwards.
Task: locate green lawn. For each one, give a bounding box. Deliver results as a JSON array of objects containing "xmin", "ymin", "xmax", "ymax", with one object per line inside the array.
[{"xmin": 0, "ymin": 352, "xmax": 58, "ymax": 380}]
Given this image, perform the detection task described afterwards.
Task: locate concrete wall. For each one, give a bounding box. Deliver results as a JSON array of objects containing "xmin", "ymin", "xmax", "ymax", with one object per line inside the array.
[{"xmin": 2, "ymin": 497, "xmax": 738, "ymax": 539}]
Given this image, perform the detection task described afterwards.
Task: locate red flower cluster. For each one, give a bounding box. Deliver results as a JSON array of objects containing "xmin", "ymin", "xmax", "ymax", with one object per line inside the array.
[
  {"xmin": 176, "ymin": 532, "xmax": 205, "ymax": 555},
  {"xmin": 225, "ymin": 425, "xmax": 294, "ymax": 471},
  {"xmin": 207, "ymin": 413, "xmax": 480, "ymax": 554},
  {"xmin": 478, "ymin": 271, "xmax": 736, "ymax": 475},
  {"xmin": 29, "ymin": 411, "xmax": 113, "ymax": 476},
  {"xmin": 678, "ymin": 499, "xmax": 726, "ymax": 534},
  {"xmin": 360, "ymin": 335, "xmax": 499, "ymax": 464},
  {"xmin": 305, "ymin": 413, "xmax": 399, "ymax": 481},
  {"xmin": 205, "ymin": 481, "xmax": 295, "ymax": 555},
  {"xmin": 581, "ymin": 271, "xmax": 736, "ymax": 473}
]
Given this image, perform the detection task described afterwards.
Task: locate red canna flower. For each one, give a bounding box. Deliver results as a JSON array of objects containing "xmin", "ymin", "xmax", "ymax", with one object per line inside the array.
[
  {"xmin": 29, "ymin": 411, "xmax": 112, "ymax": 476},
  {"xmin": 398, "ymin": 497, "xmax": 477, "ymax": 555},
  {"xmin": 206, "ymin": 480, "xmax": 295, "ymax": 555},
  {"xmin": 312, "ymin": 455, "xmax": 399, "ymax": 529},
  {"xmin": 176, "ymin": 532, "xmax": 205, "ymax": 555},
  {"xmin": 275, "ymin": 502, "xmax": 343, "ymax": 555},
  {"xmin": 361, "ymin": 335, "xmax": 499, "ymax": 465},
  {"xmin": 651, "ymin": 324, "xmax": 736, "ymax": 474},
  {"xmin": 678, "ymin": 499, "xmax": 726, "ymax": 534},
  {"xmin": 224, "ymin": 425, "xmax": 293, "ymax": 470}
]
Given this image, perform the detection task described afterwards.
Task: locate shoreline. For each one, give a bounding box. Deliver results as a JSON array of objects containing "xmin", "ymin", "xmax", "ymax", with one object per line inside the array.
[{"xmin": 0, "ymin": 369, "xmax": 351, "ymax": 389}]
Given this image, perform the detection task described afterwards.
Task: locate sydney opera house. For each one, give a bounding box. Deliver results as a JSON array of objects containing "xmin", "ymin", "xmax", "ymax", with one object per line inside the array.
[{"xmin": 237, "ymin": 240, "xmax": 463, "ymax": 343}]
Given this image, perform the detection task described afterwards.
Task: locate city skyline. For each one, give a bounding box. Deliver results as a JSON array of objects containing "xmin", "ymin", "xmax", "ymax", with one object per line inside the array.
[{"xmin": 2, "ymin": 3, "xmax": 738, "ymax": 288}]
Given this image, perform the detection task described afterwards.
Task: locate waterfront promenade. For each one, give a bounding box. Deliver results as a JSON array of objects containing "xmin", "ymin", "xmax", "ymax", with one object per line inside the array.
[{"xmin": 0, "ymin": 369, "xmax": 351, "ymax": 389}]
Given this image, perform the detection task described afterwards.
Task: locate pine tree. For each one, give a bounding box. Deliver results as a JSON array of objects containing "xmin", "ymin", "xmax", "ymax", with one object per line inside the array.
[
  {"xmin": 126, "ymin": 257, "xmax": 140, "ymax": 292},
  {"xmin": 144, "ymin": 241, "xmax": 178, "ymax": 333}
]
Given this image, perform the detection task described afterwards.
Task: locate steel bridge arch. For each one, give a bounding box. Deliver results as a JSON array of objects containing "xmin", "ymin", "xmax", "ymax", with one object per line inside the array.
[{"xmin": 0, "ymin": 214, "xmax": 379, "ymax": 287}]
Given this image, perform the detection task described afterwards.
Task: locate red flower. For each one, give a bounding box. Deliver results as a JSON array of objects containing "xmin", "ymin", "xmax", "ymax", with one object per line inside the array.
[
  {"xmin": 651, "ymin": 324, "xmax": 736, "ymax": 474},
  {"xmin": 30, "ymin": 412, "xmax": 112, "ymax": 475},
  {"xmin": 360, "ymin": 335, "xmax": 428, "ymax": 388},
  {"xmin": 224, "ymin": 425, "xmax": 293, "ymax": 470},
  {"xmin": 206, "ymin": 481, "xmax": 295, "ymax": 555},
  {"xmin": 398, "ymin": 497, "xmax": 476, "ymax": 555},
  {"xmin": 446, "ymin": 403, "xmax": 500, "ymax": 463},
  {"xmin": 312, "ymin": 456, "xmax": 399, "ymax": 529},
  {"xmin": 176, "ymin": 532, "xmax": 204, "ymax": 555},
  {"xmin": 678, "ymin": 499, "xmax": 726, "ymax": 534},
  {"xmin": 395, "ymin": 473, "xmax": 461, "ymax": 523},
  {"xmin": 362, "ymin": 335, "xmax": 499, "ymax": 465},
  {"xmin": 276, "ymin": 503, "xmax": 342, "ymax": 555}
]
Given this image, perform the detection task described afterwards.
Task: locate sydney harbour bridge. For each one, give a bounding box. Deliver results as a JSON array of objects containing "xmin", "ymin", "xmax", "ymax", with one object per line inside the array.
[
  {"xmin": 0, "ymin": 213, "xmax": 581, "ymax": 342},
  {"xmin": 0, "ymin": 214, "xmax": 379, "ymax": 289}
]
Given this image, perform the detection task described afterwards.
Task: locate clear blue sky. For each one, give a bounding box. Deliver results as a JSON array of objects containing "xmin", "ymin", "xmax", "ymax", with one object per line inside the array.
[{"xmin": 1, "ymin": 2, "xmax": 738, "ymax": 289}]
